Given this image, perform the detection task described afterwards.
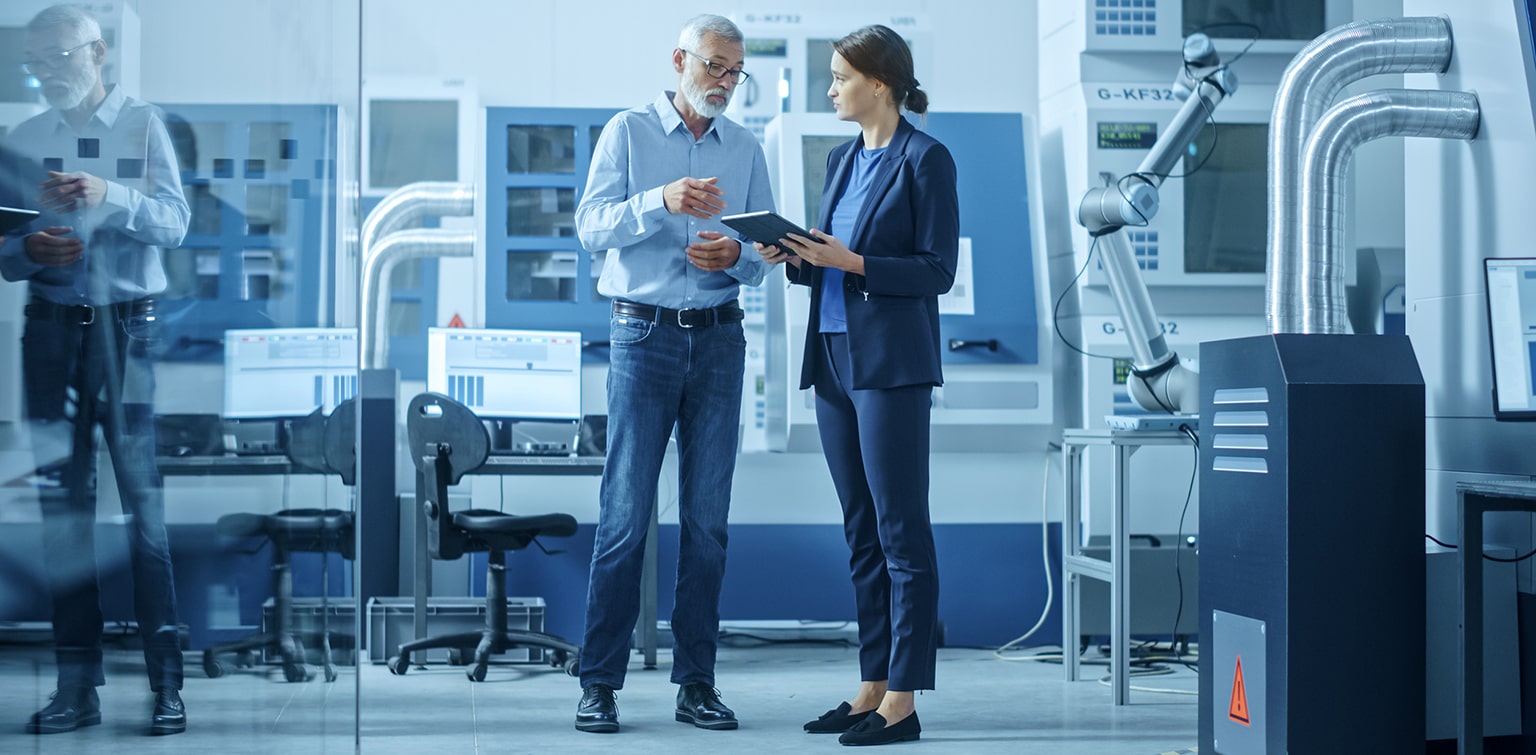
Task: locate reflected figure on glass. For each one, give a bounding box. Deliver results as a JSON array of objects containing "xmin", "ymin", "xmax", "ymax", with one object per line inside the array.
[
  {"xmin": 0, "ymin": 4, "xmax": 190, "ymax": 737},
  {"xmin": 572, "ymin": 13, "xmax": 774, "ymax": 735},
  {"xmin": 755, "ymin": 24, "xmax": 957, "ymax": 747}
]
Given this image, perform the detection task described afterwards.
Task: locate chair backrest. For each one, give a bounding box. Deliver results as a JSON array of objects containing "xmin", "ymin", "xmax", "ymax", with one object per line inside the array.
[
  {"xmin": 406, "ymin": 392, "xmax": 489, "ymax": 482},
  {"xmin": 284, "ymin": 407, "xmax": 329, "ymax": 474},
  {"xmin": 407, "ymin": 392, "xmax": 490, "ymax": 560},
  {"xmin": 323, "ymin": 397, "xmax": 358, "ymax": 486}
]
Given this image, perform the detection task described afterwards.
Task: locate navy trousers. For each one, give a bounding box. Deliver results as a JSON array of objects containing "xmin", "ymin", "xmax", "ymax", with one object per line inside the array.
[{"xmin": 813, "ymin": 332, "xmax": 939, "ymax": 691}]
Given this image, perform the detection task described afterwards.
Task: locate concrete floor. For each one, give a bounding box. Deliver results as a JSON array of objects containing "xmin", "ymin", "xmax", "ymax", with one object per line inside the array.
[{"xmin": 0, "ymin": 641, "xmax": 1199, "ymax": 754}]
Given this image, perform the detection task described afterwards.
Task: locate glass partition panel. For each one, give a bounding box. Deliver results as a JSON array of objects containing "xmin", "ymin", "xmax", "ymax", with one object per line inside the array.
[{"xmin": 0, "ymin": 2, "xmax": 361, "ymax": 749}]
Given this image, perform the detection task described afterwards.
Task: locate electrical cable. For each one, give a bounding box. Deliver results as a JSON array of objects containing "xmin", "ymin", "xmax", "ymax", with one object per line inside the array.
[
  {"xmin": 1051, "ymin": 234, "xmax": 1116, "ymax": 361},
  {"xmin": 993, "ymin": 444, "xmax": 1059, "ymax": 661},
  {"xmin": 1425, "ymin": 534, "xmax": 1536, "ymax": 563},
  {"xmin": 1170, "ymin": 423, "xmax": 1200, "ymax": 672}
]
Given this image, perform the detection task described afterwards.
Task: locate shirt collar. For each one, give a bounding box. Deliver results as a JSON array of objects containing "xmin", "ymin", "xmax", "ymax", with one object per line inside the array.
[
  {"xmin": 656, "ymin": 90, "xmax": 720, "ymax": 141},
  {"xmin": 44, "ymin": 83, "xmax": 125, "ymax": 133},
  {"xmin": 93, "ymin": 84, "xmax": 126, "ymax": 128}
]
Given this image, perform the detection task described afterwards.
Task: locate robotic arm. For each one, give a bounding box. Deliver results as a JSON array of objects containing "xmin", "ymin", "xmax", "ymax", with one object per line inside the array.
[{"xmin": 1074, "ymin": 33, "xmax": 1237, "ymax": 414}]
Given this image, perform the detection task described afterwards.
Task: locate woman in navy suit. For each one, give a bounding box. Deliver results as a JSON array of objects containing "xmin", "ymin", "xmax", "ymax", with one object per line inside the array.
[{"xmin": 755, "ymin": 24, "xmax": 959, "ymax": 747}]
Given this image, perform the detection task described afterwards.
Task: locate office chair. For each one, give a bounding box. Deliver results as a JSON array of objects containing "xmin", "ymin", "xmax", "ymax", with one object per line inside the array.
[
  {"xmin": 387, "ymin": 391, "xmax": 582, "ymax": 681},
  {"xmin": 202, "ymin": 399, "xmax": 356, "ymax": 683}
]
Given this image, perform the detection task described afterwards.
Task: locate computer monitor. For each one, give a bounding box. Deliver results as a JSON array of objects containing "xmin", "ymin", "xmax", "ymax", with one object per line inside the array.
[
  {"xmin": 1483, "ymin": 258, "xmax": 1536, "ymax": 421},
  {"xmin": 223, "ymin": 328, "xmax": 358, "ymax": 419},
  {"xmin": 426, "ymin": 328, "xmax": 582, "ymax": 421}
]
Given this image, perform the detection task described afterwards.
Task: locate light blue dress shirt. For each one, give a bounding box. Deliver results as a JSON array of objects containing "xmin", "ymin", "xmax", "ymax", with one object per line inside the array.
[
  {"xmin": 576, "ymin": 91, "xmax": 774, "ymax": 310},
  {"xmin": 0, "ymin": 84, "xmax": 189, "ymax": 305}
]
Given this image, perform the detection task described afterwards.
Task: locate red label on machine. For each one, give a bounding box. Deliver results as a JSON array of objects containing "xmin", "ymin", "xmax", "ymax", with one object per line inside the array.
[{"xmin": 447, "ymin": 314, "xmax": 465, "ymax": 328}]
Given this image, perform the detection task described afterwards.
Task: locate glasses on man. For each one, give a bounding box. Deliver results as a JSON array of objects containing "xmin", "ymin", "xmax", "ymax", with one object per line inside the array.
[
  {"xmin": 21, "ymin": 40, "xmax": 99, "ymax": 75},
  {"xmin": 680, "ymin": 49, "xmax": 750, "ymax": 85}
]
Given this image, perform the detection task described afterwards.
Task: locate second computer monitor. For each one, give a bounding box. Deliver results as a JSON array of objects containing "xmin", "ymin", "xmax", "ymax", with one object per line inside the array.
[{"xmin": 426, "ymin": 328, "xmax": 582, "ymax": 421}]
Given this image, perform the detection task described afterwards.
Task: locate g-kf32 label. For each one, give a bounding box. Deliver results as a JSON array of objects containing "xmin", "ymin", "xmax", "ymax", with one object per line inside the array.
[
  {"xmin": 1101, "ymin": 320, "xmax": 1180, "ymax": 336},
  {"xmin": 1097, "ymin": 88, "xmax": 1176, "ymax": 102}
]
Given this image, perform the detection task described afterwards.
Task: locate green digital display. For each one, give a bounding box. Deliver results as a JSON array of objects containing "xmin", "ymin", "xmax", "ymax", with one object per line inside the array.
[
  {"xmin": 1098, "ymin": 122, "xmax": 1157, "ymax": 149},
  {"xmin": 745, "ymin": 38, "xmax": 787, "ymax": 57}
]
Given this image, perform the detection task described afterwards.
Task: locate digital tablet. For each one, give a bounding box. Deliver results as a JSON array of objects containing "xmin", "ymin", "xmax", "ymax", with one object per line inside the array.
[
  {"xmin": 0, "ymin": 206, "xmax": 40, "ymax": 235},
  {"xmin": 720, "ymin": 210, "xmax": 815, "ymax": 254}
]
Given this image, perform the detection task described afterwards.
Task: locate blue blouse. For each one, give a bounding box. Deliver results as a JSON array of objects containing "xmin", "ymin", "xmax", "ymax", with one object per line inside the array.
[{"xmin": 818, "ymin": 146, "xmax": 885, "ymax": 333}]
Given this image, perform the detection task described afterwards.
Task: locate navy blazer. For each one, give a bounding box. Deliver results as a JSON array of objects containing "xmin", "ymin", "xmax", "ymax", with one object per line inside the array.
[{"xmin": 788, "ymin": 117, "xmax": 960, "ymax": 391}]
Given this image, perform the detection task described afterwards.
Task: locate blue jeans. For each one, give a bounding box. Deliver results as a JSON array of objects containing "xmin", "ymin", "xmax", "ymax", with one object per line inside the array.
[
  {"xmin": 23, "ymin": 304, "xmax": 182, "ymax": 691},
  {"xmin": 580, "ymin": 311, "xmax": 745, "ymax": 689}
]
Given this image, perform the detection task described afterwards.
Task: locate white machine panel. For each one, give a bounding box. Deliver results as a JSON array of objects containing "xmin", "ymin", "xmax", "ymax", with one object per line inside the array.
[
  {"xmin": 728, "ymin": 12, "xmax": 931, "ymax": 142},
  {"xmin": 1044, "ymin": 0, "xmax": 1342, "ymax": 57}
]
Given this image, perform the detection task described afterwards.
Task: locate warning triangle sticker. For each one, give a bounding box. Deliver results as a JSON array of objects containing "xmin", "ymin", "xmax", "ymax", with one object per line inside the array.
[
  {"xmin": 447, "ymin": 314, "xmax": 465, "ymax": 328},
  {"xmin": 1229, "ymin": 655, "xmax": 1251, "ymax": 726}
]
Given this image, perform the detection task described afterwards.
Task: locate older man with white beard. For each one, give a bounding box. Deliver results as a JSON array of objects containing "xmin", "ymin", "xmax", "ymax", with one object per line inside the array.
[
  {"xmin": 570, "ymin": 13, "xmax": 775, "ymax": 736},
  {"xmin": 0, "ymin": 3, "xmax": 189, "ymax": 737}
]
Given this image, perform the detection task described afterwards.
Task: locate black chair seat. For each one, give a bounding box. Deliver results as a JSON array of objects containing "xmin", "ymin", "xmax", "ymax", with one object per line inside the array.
[
  {"xmin": 216, "ymin": 509, "xmax": 354, "ymax": 556},
  {"xmin": 452, "ymin": 510, "xmax": 577, "ymax": 539}
]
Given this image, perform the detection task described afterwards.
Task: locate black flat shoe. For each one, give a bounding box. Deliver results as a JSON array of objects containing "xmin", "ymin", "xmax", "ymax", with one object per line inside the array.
[
  {"xmin": 805, "ymin": 701, "xmax": 873, "ymax": 733},
  {"xmin": 150, "ymin": 689, "xmax": 186, "ymax": 735},
  {"xmin": 575, "ymin": 684, "xmax": 619, "ymax": 733},
  {"xmin": 27, "ymin": 687, "xmax": 101, "ymax": 734},
  {"xmin": 675, "ymin": 682, "xmax": 737, "ymax": 730},
  {"xmin": 838, "ymin": 711, "xmax": 921, "ymax": 746}
]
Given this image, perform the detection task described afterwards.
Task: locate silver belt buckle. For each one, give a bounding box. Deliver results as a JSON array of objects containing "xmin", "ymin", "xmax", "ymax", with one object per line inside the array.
[
  {"xmin": 79, "ymin": 304, "xmax": 94, "ymax": 325},
  {"xmin": 676, "ymin": 308, "xmax": 695, "ymax": 329}
]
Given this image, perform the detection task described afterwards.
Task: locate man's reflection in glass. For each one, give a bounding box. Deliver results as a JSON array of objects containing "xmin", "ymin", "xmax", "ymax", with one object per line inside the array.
[{"xmin": 0, "ymin": 4, "xmax": 190, "ymax": 737}]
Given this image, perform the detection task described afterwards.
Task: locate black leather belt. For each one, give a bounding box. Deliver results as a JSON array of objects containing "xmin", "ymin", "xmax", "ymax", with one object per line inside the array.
[
  {"xmin": 612, "ymin": 299, "xmax": 743, "ymax": 328},
  {"xmin": 24, "ymin": 296, "xmax": 155, "ymax": 325}
]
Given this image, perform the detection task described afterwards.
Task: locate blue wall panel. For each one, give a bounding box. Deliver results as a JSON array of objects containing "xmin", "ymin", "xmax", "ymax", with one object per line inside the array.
[
  {"xmin": 480, "ymin": 522, "xmax": 1064, "ymax": 650},
  {"xmin": 156, "ymin": 104, "xmax": 339, "ymax": 360}
]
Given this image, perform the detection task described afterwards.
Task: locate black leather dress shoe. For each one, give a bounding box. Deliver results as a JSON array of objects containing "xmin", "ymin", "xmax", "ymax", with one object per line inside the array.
[
  {"xmin": 805, "ymin": 701, "xmax": 873, "ymax": 733},
  {"xmin": 838, "ymin": 711, "xmax": 921, "ymax": 746},
  {"xmin": 575, "ymin": 684, "xmax": 619, "ymax": 733},
  {"xmin": 151, "ymin": 689, "xmax": 186, "ymax": 735},
  {"xmin": 674, "ymin": 682, "xmax": 738, "ymax": 730},
  {"xmin": 27, "ymin": 687, "xmax": 101, "ymax": 734}
]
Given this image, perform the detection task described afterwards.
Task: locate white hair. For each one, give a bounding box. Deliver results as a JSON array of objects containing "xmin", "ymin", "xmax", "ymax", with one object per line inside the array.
[
  {"xmin": 27, "ymin": 4, "xmax": 103, "ymax": 47},
  {"xmin": 677, "ymin": 14, "xmax": 743, "ymax": 52}
]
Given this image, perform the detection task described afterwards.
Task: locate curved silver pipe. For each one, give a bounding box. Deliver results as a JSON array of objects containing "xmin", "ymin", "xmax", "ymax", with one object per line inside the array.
[
  {"xmin": 359, "ymin": 182, "xmax": 474, "ymax": 268},
  {"xmin": 358, "ymin": 182, "xmax": 475, "ymax": 369},
  {"xmin": 1297, "ymin": 89, "xmax": 1479, "ymax": 334},
  {"xmin": 1267, "ymin": 17, "xmax": 1453, "ymax": 333},
  {"xmin": 361, "ymin": 229, "xmax": 475, "ymax": 368}
]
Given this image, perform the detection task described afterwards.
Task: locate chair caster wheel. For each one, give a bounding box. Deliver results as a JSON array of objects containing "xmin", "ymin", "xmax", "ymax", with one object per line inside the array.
[
  {"xmin": 563, "ymin": 657, "xmax": 580, "ymax": 677},
  {"xmin": 203, "ymin": 657, "xmax": 224, "ymax": 679},
  {"xmin": 387, "ymin": 656, "xmax": 410, "ymax": 675},
  {"xmin": 467, "ymin": 664, "xmax": 487, "ymax": 682},
  {"xmin": 236, "ymin": 650, "xmax": 256, "ymax": 669},
  {"xmin": 324, "ymin": 667, "xmax": 338, "ymax": 683},
  {"xmin": 447, "ymin": 648, "xmax": 467, "ymax": 666},
  {"xmin": 283, "ymin": 663, "xmax": 310, "ymax": 682}
]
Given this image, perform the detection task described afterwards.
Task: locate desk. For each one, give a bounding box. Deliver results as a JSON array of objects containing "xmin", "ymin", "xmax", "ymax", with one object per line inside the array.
[
  {"xmin": 1060, "ymin": 428, "xmax": 1193, "ymax": 705},
  {"xmin": 411, "ymin": 455, "xmax": 662, "ymax": 670},
  {"xmin": 1456, "ymin": 480, "xmax": 1536, "ymax": 755},
  {"xmin": 158, "ymin": 454, "xmax": 292, "ymax": 476}
]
